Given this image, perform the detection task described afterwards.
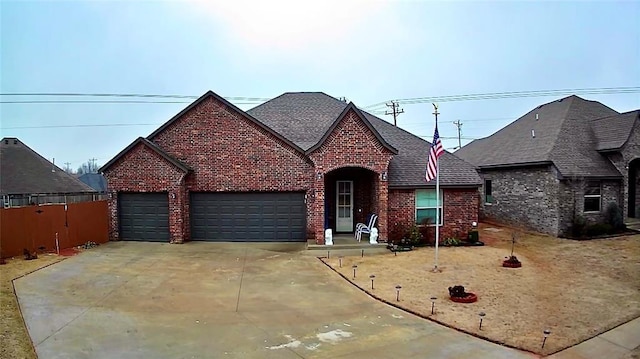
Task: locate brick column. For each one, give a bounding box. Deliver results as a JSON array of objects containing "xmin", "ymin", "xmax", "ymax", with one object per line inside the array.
[
  {"xmin": 169, "ymin": 184, "xmax": 186, "ymax": 244},
  {"xmin": 377, "ymin": 177, "xmax": 389, "ymax": 241},
  {"xmin": 313, "ymin": 177, "xmax": 326, "ymax": 244},
  {"xmin": 108, "ymin": 191, "xmax": 119, "ymax": 241}
]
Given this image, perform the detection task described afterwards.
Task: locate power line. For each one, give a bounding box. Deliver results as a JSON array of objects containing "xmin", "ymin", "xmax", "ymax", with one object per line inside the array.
[
  {"xmin": 0, "ymin": 92, "xmax": 271, "ymax": 102},
  {"xmin": 1, "ymin": 100, "xmax": 264, "ymax": 105},
  {"xmin": 2, "ymin": 123, "xmax": 161, "ymax": 129},
  {"xmin": 364, "ymin": 86, "xmax": 640, "ymax": 109}
]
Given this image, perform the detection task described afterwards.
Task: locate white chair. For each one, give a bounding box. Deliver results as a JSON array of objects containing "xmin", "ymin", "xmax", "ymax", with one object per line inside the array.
[{"xmin": 355, "ymin": 214, "xmax": 378, "ymax": 242}]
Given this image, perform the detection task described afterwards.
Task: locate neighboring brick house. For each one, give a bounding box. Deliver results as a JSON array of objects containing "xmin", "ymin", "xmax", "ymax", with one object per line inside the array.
[
  {"xmin": 456, "ymin": 95, "xmax": 640, "ymax": 237},
  {"xmin": 100, "ymin": 91, "xmax": 481, "ymax": 244},
  {"xmin": 1, "ymin": 137, "xmax": 97, "ymax": 207}
]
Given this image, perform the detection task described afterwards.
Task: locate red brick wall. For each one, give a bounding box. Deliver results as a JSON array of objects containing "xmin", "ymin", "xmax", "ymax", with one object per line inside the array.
[
  {"xmin": 308, "ymin": 110, "xmax": 394, "ymax": 243},
  {"xmin": 103, "ymin": 143, "xmax": 186, "ymax": 241},
  {"xmin": 152, "ymin": 97, "xmax": 313, "ymax": 192},
  {"xmin": 388, "ymin": 188, "xmax": 479, "ymax": 243},
  {"xmin": 105, "ymin": 97, "xmax": 314, "ymax": 242}
]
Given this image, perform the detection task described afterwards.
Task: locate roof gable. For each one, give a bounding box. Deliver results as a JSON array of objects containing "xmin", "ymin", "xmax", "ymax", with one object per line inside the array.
[
  {"xmin": 99, "ymin": 137, "xmax": 192, "ymax": 173},
  {"xmin": 148, "ymin": 90, "xmax": 304, "ymax": 154},
  {"xmin": 306, "ymin": 103, "xmax": 397, "ymax": 154},
  {"xmin": 591, "ymin": 110, "xmax": 639, "ymax": 151},
  {"xmin": 248, "ymin": 92, "xmax": 480, "ymax": 187},
  {"xmin": 1, "ymin": 137, "xmax": 96, "ymax": 195}
]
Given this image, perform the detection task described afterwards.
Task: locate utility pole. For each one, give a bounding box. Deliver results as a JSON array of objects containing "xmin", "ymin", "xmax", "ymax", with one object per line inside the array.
[
  {"xmin": 453, "ymin": 120, "xmax": 463, "ymax": 149},
  {"xmin": 64, "ymin": 162, "xmax": 72, "ymax": 173},
  {"xmin": 89, "ymin": 158, "xmax": 97, "ymax": 173},
  {"xmin": 385, "ymin": 101, "xmax": 404, "ymax": 126}
]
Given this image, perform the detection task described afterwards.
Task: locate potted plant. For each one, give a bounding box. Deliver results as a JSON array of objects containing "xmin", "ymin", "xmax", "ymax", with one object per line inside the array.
[
  {"xmin": 503, "ymin": 255, "xmax": 522, "ymax": 268},
  {"xmin": 448, "ymin": 285, "xmax": 478, "ymax": 303}
]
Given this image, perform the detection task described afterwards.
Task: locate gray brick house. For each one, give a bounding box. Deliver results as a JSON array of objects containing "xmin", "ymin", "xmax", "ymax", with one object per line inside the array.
[{"xmin": 456, "ymin": 95, "xmax": 640, "ymax": 237}]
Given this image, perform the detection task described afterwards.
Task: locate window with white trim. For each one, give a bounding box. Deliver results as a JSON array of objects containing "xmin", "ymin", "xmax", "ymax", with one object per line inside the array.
[
  {"xmin": 584, "ymin": 182, "xmax": 601, "ymax": 212},
  {"xmin": 416, "ymin": 189, "xmax": 443, "ymax": 226}
]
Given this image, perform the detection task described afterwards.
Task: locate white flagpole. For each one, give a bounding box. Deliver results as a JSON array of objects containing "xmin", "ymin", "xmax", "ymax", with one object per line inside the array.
[
  {"xmin": 432, "ymin": 102, "xmax": 440, "ymax": 272},
  {"xmin": 434, "ymin": 158, "xmax": 440, "ymax": 271}
]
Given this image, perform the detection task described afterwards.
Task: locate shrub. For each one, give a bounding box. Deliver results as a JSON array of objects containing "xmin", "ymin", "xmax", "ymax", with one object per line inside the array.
[
  {"xmin": 405, "ymin": 225, "xmax": 423, "ymax": 246},
  {"xmin": 571, "ymin": 215, "xmax": 587, "ymax": 237},
  {"xmin": 442, "ymin": 237, "xmax": 461, "ymax": 246},
  {"xmin": 604, "ymin": 202, "xmax": 625, "ymax": 231},
  {"xmin": 448, "ymin": 285, "xmax": 467, "ymax": 298},
  {"xmin": 585, "ymin": 223, "xmax": 614, "ymax": 237}
]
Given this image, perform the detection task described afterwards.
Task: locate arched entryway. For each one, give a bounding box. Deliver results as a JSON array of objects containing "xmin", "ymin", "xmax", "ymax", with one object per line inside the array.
[
  {"xmin": 629, "ymin": 158, "xmax": 640, "ymax": 218},
  {"xmin": 324, "ymin": 167, "xmax": 377, "ymax": 234}
]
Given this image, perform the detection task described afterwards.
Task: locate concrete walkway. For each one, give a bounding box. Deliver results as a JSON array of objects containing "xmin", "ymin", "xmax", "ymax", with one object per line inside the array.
[
  {"xmin": 14, "ymin": 242, "xmax": 536, "ymax": 359},
  {"xmin": 548, "ymin": 318, "xmax": 640, "ymax": 359}
]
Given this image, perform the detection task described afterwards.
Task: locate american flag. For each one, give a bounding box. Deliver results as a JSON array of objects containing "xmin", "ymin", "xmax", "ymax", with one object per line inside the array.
[{"xmin": 425, "ymin": 124, "xmax": 444, "ymax": 182}]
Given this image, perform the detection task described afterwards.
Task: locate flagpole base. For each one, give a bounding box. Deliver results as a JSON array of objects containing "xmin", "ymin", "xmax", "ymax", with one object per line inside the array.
[{"xmin": 431, "ymin": 266, "xmax": 442, "ymax": 273}]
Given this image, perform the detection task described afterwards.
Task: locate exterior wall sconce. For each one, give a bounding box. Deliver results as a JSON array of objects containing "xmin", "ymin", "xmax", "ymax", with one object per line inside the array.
[
  {"xmin": 381, "ymin": 171, "xmax": 388, "ymax": 181},
  {"xmin": 316, "ymin": 172, "xmax": 323, "ymax": 180}
]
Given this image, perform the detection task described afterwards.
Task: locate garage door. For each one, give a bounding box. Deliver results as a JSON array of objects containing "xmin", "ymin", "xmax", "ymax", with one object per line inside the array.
[
  {"xmin": 190, "ymin": 192, "xmax": 306, "ymax": 242},
  {"xmin": 119, "ymin": 193, "xmax": 169, "ymax": 241}
]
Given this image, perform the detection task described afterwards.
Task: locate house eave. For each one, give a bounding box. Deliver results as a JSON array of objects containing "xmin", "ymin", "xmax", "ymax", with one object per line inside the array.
[
  {"xmin": 478, "ymin": 161, "xmax": 553, "ymax": 170},
  {"xmin": 388, "ymin": 183, "xmax": 482, "ymax": 190}
]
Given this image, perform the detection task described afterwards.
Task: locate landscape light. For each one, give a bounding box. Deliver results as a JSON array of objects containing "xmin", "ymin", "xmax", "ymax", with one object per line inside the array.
[
  {"xmin": 430, "ymin": 296, "xmax": 437, "ymax": 314},
  {"xmin": 542, "ymin": 329, "xmax": 551, "ymax": 348},
  {"xmin": 478, "ymin": 312, "xmax": 486, "ymax": 330}
]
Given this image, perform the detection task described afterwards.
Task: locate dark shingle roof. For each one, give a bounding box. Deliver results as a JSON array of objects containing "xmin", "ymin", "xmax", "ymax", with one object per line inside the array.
[
  {"xmin": 78, "ymin": 173, "xmax": 108, "ymax": 192},
  {"xmin": 249, "ymin": 93, "xmax": 481, "ymax": 187},
  {"xmin": 591, "ymin": 110, "xmax": 639, "ymax": 151},
  {"xmin": 0, "ymin": 137, "xmax": 96, "ymax": 195},
  {"xmin": 455, "ymin": 96, "xmax": 628, "ymax": 178},
  {"xmin": 247, "ymin": 92, "xmax": 347, "ymax": 150}
]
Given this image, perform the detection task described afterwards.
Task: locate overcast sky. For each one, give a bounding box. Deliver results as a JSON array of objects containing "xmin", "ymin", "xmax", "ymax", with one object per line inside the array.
[{"xmin": 1, "ymin": 0, "xmax": 639, "ymax": 170}]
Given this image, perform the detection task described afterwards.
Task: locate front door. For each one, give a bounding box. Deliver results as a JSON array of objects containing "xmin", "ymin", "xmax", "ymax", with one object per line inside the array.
[{"xmin": 336, "ymin": 180, "xmax": 354, "ymax": 232}]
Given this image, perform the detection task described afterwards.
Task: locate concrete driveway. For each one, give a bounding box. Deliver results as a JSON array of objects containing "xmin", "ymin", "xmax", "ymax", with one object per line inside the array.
[{"xmin": 15, "ymin": 242, "xmax": 534, "ymax": 359}]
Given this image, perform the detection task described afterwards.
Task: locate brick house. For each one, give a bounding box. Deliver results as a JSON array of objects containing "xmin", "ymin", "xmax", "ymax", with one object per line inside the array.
[
  {"xmin": 456, "ymin": 95, "xmax": 640, "ymax": 237},
  {"xmin": 100, "ymin": 91, "xmax": 481, "ymax": 244}
]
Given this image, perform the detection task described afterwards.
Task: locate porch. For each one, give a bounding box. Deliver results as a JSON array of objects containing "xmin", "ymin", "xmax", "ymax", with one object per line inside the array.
[{"xmin": 306, "ymin": 234, "xmax": 389, "ymax": 256}]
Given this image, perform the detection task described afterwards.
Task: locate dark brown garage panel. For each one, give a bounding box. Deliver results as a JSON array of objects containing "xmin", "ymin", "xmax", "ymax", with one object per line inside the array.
[
  {"xmin": 118, "ymin": 192, "xmax": 169, "ymax": 241},
  {"xmin": 190, "ymin": 192, "xmax": 306, "ymax": 242}
]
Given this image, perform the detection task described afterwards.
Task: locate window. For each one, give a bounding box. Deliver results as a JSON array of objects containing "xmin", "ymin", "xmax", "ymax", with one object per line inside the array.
[
  {"xmin": 584, "ymin": 182, "xmax": 601, "ymax": 212},
  {"xmin": 485, "ymin": 180, "xmax": 493, "ymax": 204},
  {"xmin": 416, "ymin": 189, "xmax": 443, "ymax": 226}
]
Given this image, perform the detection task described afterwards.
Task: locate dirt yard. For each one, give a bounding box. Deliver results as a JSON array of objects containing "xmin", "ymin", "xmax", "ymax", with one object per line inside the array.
[
  {"xmin": 323, "ymin": 223, "xmax": 640, "ymax": 355},
  {"xmin": 0, "ymin": 254, "xmax": 64, "ymax": 359}
]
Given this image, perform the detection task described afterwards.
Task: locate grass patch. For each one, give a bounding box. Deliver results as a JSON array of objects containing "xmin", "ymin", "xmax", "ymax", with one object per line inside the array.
[{"xmin": 322, "ymin": 223, "xmax": 640, "ymax": 355}]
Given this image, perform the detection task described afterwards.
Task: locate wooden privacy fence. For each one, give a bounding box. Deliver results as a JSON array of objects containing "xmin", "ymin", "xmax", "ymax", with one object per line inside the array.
[{"xmin": 0, "ymin": 200, "xmax": 109, "ymax": 258}]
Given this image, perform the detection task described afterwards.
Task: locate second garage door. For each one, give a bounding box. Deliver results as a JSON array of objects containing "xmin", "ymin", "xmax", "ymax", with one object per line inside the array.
[{"xmin": 190, "ymin": 192, "xmax": 306, "ymax": 242}]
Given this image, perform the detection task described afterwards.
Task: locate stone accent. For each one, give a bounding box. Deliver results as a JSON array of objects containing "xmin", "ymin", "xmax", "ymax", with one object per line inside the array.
[
  {"xmin": 480, "ymin": 165, "xmax": 561, "ymax": 236},
  {"xmin": 605, "ymin": 118, "xmax": 640, "ymax": 218}
]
